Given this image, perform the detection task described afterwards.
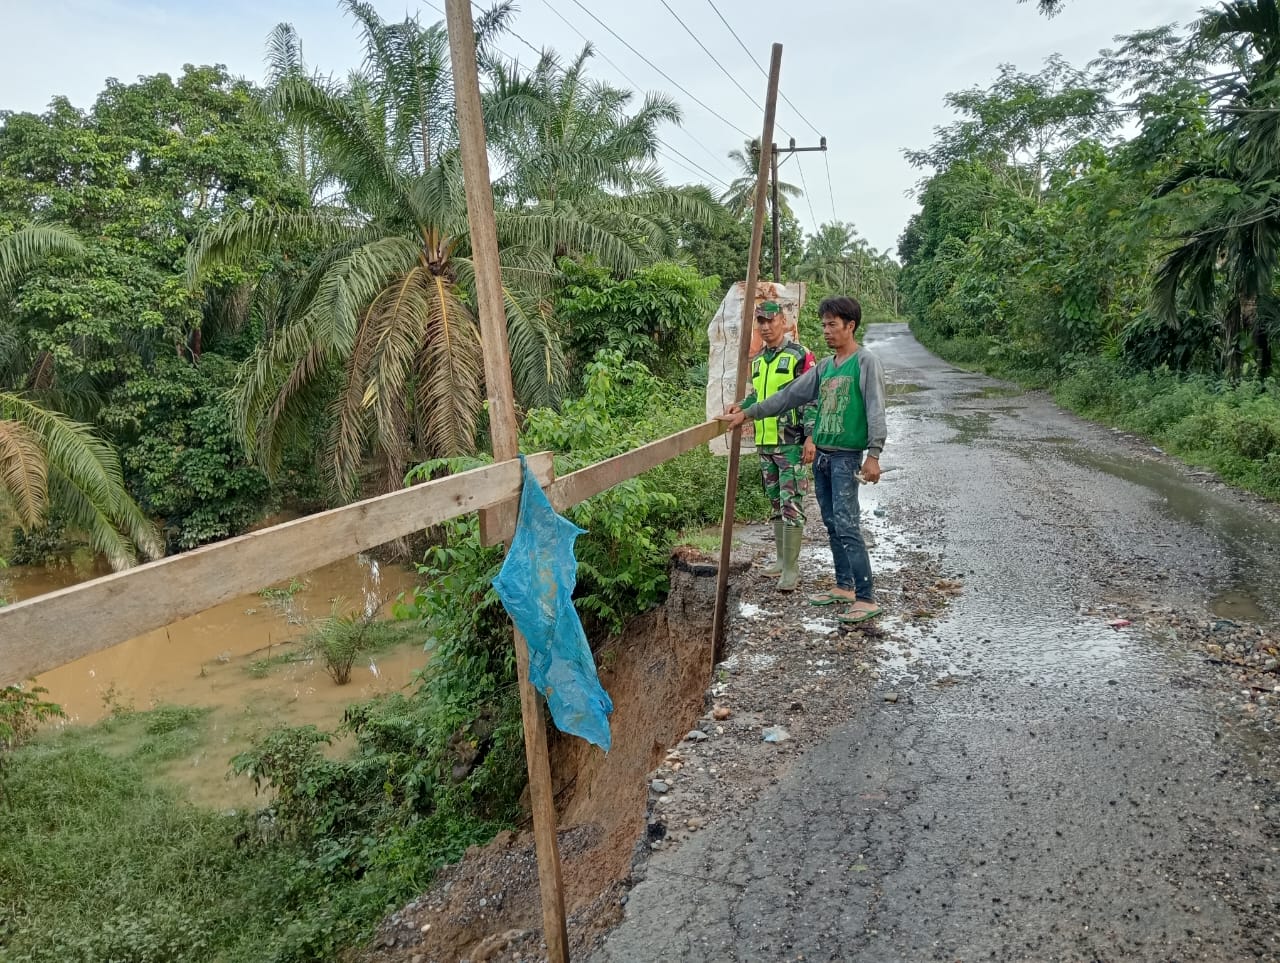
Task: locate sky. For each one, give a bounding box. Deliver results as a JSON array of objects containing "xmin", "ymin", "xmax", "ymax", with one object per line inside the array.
[{"xmin": 2, "ymin": 0, "xmax": 1204, "ymax": 255}]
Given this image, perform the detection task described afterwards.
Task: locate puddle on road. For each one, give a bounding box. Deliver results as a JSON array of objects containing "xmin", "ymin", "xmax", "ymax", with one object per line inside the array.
[
  {"xmin": 886, "ymin": 383, "xmax": 927, "ymax": 406},
  {"xmin": 961, "ymin": 386, "xmax": 1024, "ymax": 400},
  {"xmin": 1210, "ymin": 590, "xmax": 1269, "ymax": 622},
  {"xmin": 1061, "ymin": 448, "xmax": 1280, "ymax": 619},
  {"xmin": 937, "ymin": 410, "xmax": 995, "ymax": 442},
  {"xmin": 737, "ymin": 601, "xmax": 779, "ymax": 620},
  {"xmin": 887, "ymin": 382, "xmax": 927, "ymax": 394},
  {"xmin": 873, "ymin": 603, "xmax": 1167, "ymax": 693}
]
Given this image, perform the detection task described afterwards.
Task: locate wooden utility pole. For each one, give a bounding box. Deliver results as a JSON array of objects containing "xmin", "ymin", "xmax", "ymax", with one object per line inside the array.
[
  {"xmin": 771, "ymin": 144, "xmax": 781, "ymax": 282},
  {"xmin": 444, "ymin": 2, "xmax": 569, "ymax": 960},
  {"xmin": 711, "ymin": 43, "xmax": 783, "ymax": 656},
  {"xmin": 770, "ymin": 136, "xmax": 827, "ymax": 283}
]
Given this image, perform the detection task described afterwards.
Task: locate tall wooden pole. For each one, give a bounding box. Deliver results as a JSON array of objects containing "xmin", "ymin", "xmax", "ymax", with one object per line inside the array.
[
  {"xmin": 444, "ymin": 3, "xmax": 569, "ymax": 961},
  {"xmin": 711, "ymin": 44, "xmax": 783, "ymax": 657},
  {"xmin": 771, "ymin": 143, "xmax": 781, "ymax": 283}
]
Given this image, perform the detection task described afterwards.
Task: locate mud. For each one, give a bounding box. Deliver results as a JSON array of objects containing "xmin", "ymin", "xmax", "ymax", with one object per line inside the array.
[{"xmin": 358, "ymin": 554, "xmax": 747, "ymax": 963}]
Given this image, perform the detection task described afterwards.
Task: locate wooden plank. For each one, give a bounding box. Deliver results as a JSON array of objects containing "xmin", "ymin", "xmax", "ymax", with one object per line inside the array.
[
  {"xmin": 0, "ymin": 453, "xmax": 554, "ymax": 686},
  {"xmin": 712, "ymin": 44, "xmax": 783, "ymax": 656},
  {"xmin": 545, "ymin": 420, "xmax": 730, "ymax": 515},
  {"xmin": 444, "ymin": 1, "xmax": 569, "ymax": 959}
]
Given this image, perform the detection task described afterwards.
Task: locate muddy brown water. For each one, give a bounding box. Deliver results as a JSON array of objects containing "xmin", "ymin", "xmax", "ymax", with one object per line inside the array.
[{"xmin": 3, "ymin": 554, "xmax": 422, "ymax": 808}]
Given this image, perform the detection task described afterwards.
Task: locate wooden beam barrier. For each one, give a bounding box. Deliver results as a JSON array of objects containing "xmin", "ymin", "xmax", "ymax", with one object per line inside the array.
[
  {"xmin": 545, "ymin": 420, "xmax": 730, "ymax": 515},
  {"xmin": 0, "ymin": 453, "xmax": 555, "ymax": 686}
]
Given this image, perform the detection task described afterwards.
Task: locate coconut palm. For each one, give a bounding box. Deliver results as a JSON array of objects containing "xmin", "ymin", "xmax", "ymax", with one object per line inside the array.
[
  {"xmin": 0, "ymin": 227, "xmax": 161, "ymax": 569},
  {"xmin": 485, "ymin": 46, "xmax": 715, "ymax": 259},
  {"xmin": 798, "ymin": 221, "xmax": 902, "ymax": 313},
  {"xmin": 0, "ymin": 392, "xmax": 162, "ymax": 569},
  {"xmin": 720, "ymin": 139, "xmax": 801, "ymax": 219},
  {"xmin": 1153, "ymin": 0, "xmax": 1280, "ymax": 378},
  {"xmin": 263, "ymin": 23, "xmax": 331, "ymax": 202},
  {"xmin": 189, "ymin": 12, "xmax": 695, "ymax": 501},
  {"xmin": 0, "ymin": 226, "xmax": 82, "ymax": 299},
  {"xmin": 798, "ymin": 221, "xmax": 858, "ymax": 288}
]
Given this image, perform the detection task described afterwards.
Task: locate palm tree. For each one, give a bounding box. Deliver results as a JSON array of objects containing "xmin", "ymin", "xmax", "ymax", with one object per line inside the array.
[
  {"xmin": 1153, "ymin": 0, "xmax": 1280, "ymax": 379},
  {"xmin": 189, "ymin": 11, "xmax": 694, "ymax": 501},
  {"xmin": 0, "ymin": 227, "xmax": 162, "ymax": 569},
  {"xmin": 798, "ymin": 221, "xmax": 902, "ymax": 314},
  {"xmin": 720, "ymin": 139, "xmax": 801, "ymax": 218},
  {"xmin": 263, "ymin": 23, "xmax": 331, "ymax": 202},
  {"xmin": 798, "ymin": 221, "xmax": 858, "ymax": 288},
  {"xmin": 485, "ymin": 46, "xmax": 714, "ymax": 260}
]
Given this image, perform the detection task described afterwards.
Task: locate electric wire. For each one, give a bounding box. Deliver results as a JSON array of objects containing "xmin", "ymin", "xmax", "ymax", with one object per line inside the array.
[
  {"xmin": 537, "ymin": 0, "xmax": 739, "ymax": 178},
  {"xmin": 702, "ymin": 0, "xmax": 824, "ymax": 140},
  {"xmin": 796, "ymin": 153, "xmax": 818, "ymax": 229},
  {"xmin": 562, "ymin": 0, "xmax": 754, "ymax": 140},
  {"xmin": 823, "ymin": 148, "xmax": 839, "ymax": 223},
  {"xmin": 422, "ymin": 0, "xmax": 737, "ymax": 190},
  {"xmin": 655, "ymin": 0, "xmax": 792, "ymax": 140}
]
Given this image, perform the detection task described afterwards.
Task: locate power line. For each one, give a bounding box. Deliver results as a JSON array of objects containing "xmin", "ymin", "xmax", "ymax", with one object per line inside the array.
[
  {"xmin": 796, "ymin": 153, "xmax": 818, "ymax": 230},
  {"xmin": 537, "ymin": 0, "xmax": 740, "ymax": 177},
  {"xmin": 427, "ymin": 0, "xmax": 737, "ymax": 190},
  {"xmin": 658, "ymin": 144, "xmax": 730, "ymax": 189},
  {"xmin": 655, "ymin": 0, "xmax": 792, "ymax": 140},
  {"xmin": 823, "ymin": 148, "xmax": 839, "ymax": 225},
  {"xmin": 659, "ymin": 149, "xmax": 727, "ymax": 188},
  {"xmin": 561, "ymin": 0, "xmax": 754, "ymax": 140},
  {"xmin": 702, "ymin": 0, "xmax": 824, "ymax": 140}
]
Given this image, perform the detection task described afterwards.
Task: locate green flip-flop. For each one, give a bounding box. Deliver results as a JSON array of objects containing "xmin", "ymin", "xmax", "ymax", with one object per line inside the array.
[
  {"xmin": 836, "ymin": 606, "xmax": 883, "ymax": 624},
  {"xmin": 809, "ymin": 591, "xmax": 851, "ymax": 606}
]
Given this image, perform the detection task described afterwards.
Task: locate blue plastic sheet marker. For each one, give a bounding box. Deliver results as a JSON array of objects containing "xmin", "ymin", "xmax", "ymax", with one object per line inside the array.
[{"xmin": 493, "ymin": 456, "xmax": 615, "ymax": 751}]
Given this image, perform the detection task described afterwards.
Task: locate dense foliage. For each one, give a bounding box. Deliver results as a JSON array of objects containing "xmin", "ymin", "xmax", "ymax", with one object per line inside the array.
[{"xmin": 899, "ymin": 4, "xmax": 1280, "ymax": 499}]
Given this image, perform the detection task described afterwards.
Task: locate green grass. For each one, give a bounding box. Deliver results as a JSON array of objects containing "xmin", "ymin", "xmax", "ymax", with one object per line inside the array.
[
  {"xmin": 0, "ymin": 707, "xmax": 288, "ymax": 963},
  {"xmin": 675, "ymin": 529, "xmax": 741, "ymax": 553},
  {"xmin": 0, "ymin": 702, "xmax": 497, "ymax": 963}
]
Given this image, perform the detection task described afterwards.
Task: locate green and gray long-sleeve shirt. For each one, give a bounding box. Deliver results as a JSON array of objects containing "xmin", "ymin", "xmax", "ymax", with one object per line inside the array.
[{"xmin": 743, "ymin": 347, "xmax": 887, "ymax": 458}]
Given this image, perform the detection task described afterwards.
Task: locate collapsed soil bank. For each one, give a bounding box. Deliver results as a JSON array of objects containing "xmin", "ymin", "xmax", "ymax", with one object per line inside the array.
[{"xmin": 359, "ymin": 549, "xmax": 747, "ymax": 963}]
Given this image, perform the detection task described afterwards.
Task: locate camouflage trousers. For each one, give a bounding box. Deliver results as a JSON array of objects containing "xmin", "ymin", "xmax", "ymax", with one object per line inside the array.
[{"xmin": 758, "ymin": 444, "xmax": 807, "ymax": 527}]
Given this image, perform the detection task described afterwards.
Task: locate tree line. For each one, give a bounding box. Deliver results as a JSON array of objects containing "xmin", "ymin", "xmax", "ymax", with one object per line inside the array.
[
  {"xmin": 0, "ymin": 0, "xmax": 900, "ymax": 569},
  {"xmin": 901, "ymin": 2, "xmax": 1280, "ymax": 380}
]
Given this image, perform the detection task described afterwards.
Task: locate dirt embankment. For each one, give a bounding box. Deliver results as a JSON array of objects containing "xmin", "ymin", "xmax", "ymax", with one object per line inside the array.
[
  {"xmin": 359, "ymin": 521, "xmax": 960, "ymax": 963},
  {"xmin": 359, "ymin": 550, "xmax": 747, "ymax": 963}
]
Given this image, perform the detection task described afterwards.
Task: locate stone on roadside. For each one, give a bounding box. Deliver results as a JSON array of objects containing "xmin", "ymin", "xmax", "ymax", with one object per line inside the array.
[
  {"xmin": 650, "ymin": 779, "xmax": 669, "ymax": 794},
  {"xmin": 686, "ymin": 729, "xmax": 709, "ymax": 742}
]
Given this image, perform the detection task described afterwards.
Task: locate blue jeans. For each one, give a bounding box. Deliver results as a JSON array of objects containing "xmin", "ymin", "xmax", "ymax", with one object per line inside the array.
[{"xmin": 813, "ymin": 450, "xmax": 874, "ymax": 601}]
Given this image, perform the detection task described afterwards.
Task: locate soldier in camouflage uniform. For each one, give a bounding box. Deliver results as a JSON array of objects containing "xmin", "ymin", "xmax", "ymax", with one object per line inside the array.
[{"xmin": 738, "ymin": 299, "xmax": 815, "ymax": 592}]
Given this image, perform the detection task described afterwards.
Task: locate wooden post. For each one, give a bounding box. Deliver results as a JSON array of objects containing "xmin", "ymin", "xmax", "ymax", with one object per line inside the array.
[
  {"xmin": 711, "ymin": 44, "xmax": 783, "ymax": 657},
  {"xmin": 771, "ymin": 143, "xmax": 781, "ymax": 283},
  {"xmin": 444, "ymin": 3, "xmax": 569, "ymax": 961}
]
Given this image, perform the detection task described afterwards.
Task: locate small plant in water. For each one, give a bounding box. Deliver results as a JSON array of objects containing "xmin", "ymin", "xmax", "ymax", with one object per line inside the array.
[
  {"xmin": 306, "ymin": 597, "xmax": 388, "ymax": 685},
  {"xmin": 100, "ymin": 682, "xmax": 134, "ymax": 717}
]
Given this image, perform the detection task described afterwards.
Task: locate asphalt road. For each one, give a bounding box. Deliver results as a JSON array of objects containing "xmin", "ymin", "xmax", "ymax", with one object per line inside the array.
[{"xmin": 592, "ymin": 323, "xmax": 1280, "ymax": 963}]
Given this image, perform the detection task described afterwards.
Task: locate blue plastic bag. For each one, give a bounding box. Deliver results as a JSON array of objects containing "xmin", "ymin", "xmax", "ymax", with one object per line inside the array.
[{"xmin": 492, "ymin": 456, "xmax": 614, "ymax": 750}]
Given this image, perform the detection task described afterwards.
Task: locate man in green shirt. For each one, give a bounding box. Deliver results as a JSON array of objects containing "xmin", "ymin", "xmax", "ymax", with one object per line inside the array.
[
  {"xmin": 738, "ymin": 299, "xmax": 816, "ymax": 592},
  {"xmin": 721, "ymin": 296, "xmax": 887, "ymax": 623}
]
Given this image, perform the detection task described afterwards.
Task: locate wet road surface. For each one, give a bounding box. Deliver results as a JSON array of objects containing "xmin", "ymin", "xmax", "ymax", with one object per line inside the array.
[{"xmin": 593, "ymin": 324, "xmax": 1280, "ymax": 962}]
